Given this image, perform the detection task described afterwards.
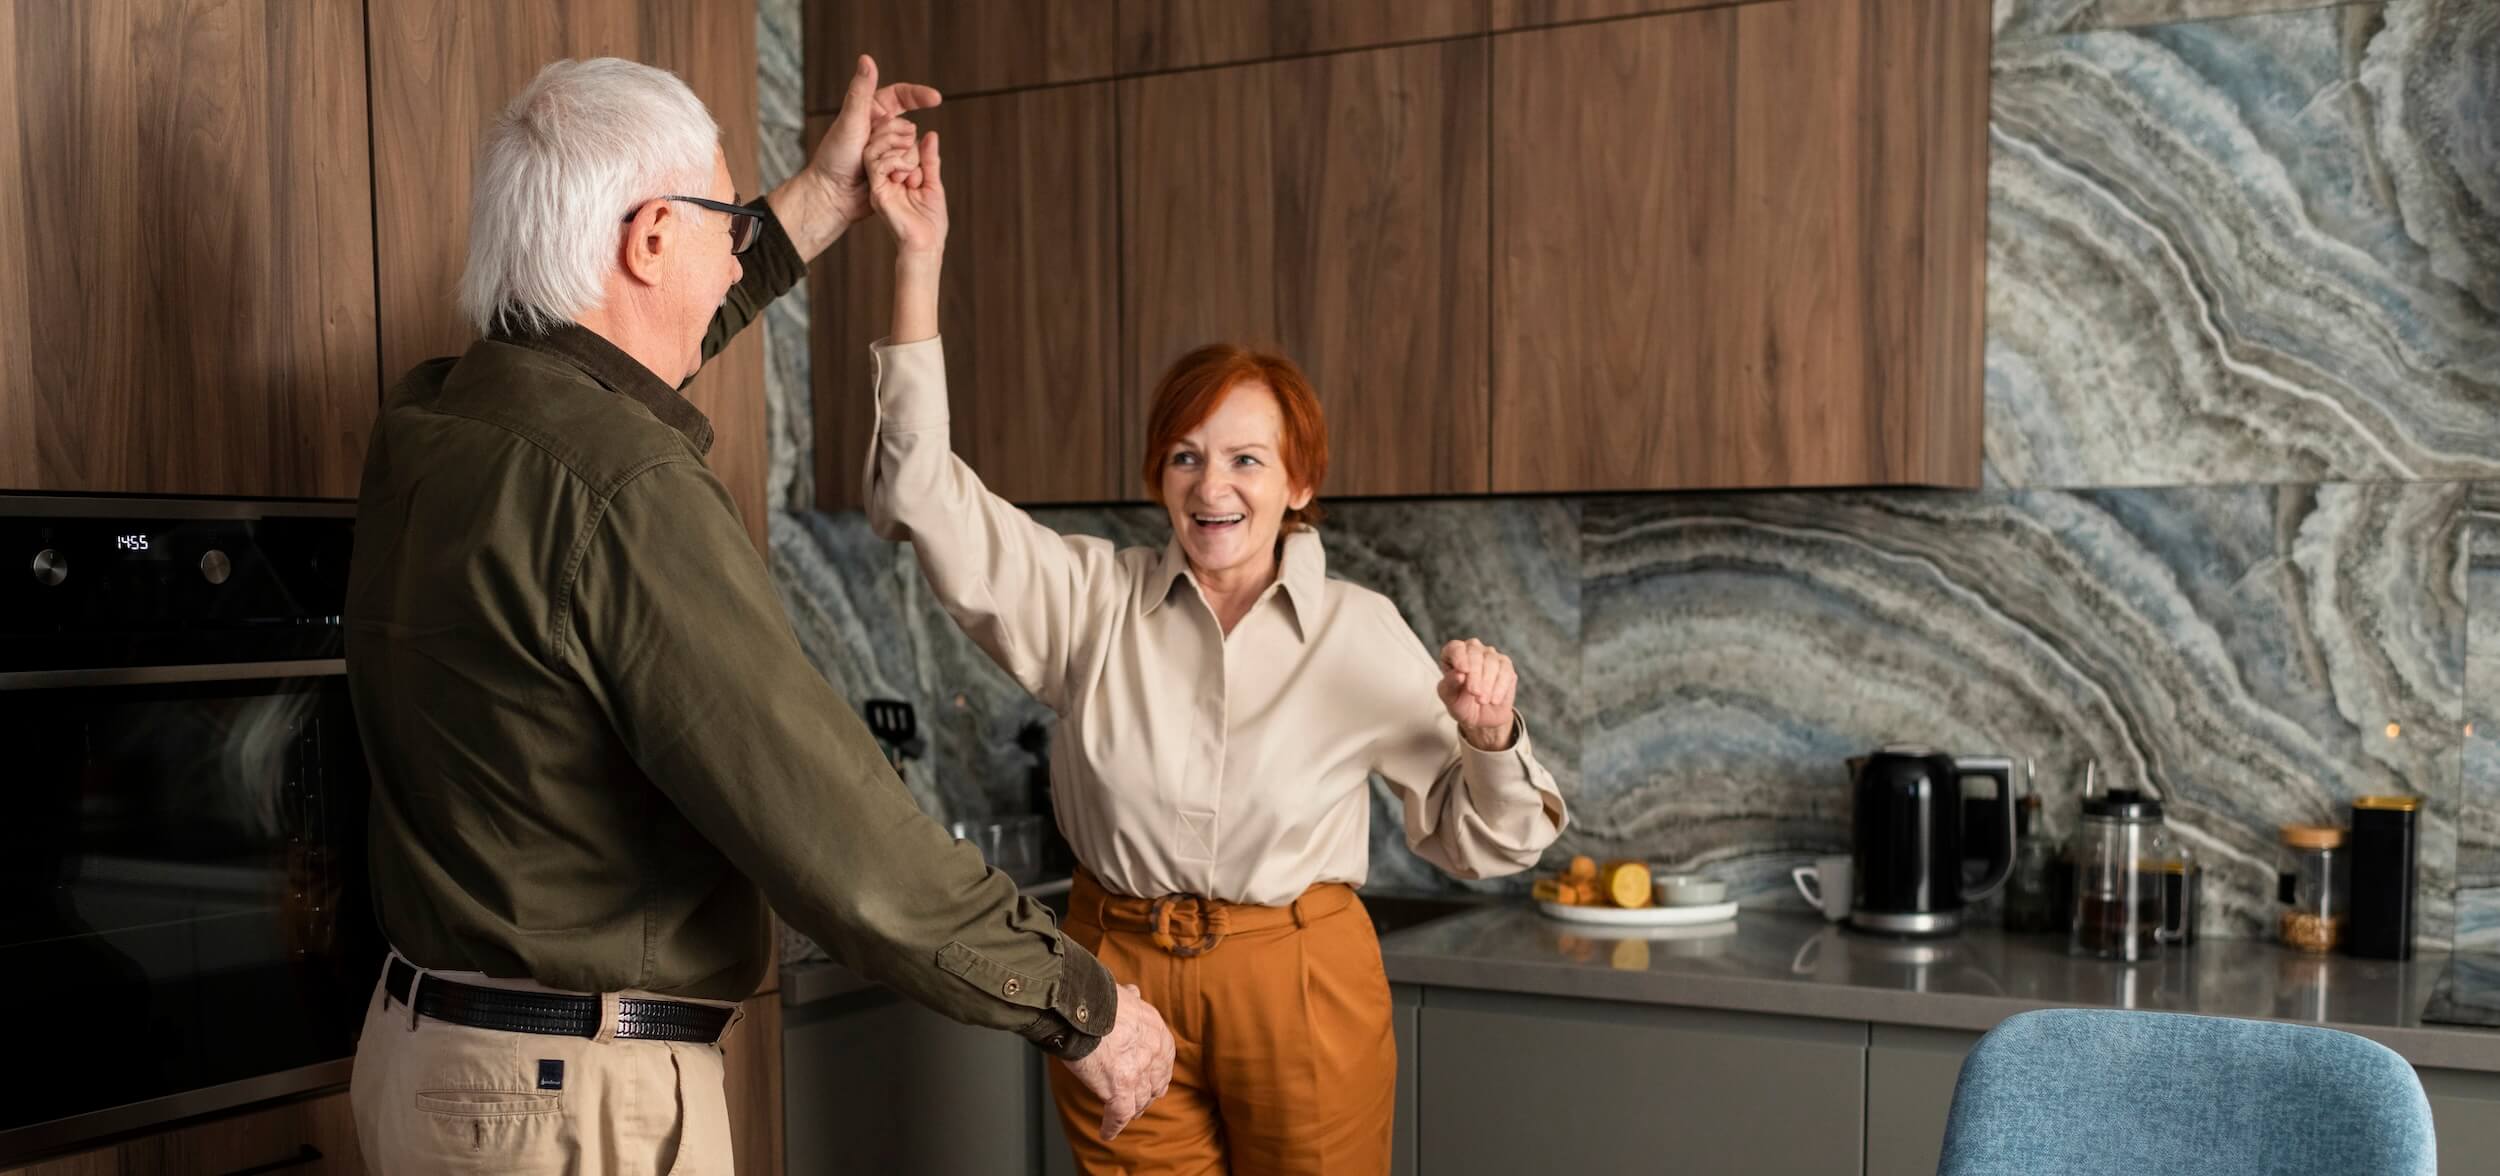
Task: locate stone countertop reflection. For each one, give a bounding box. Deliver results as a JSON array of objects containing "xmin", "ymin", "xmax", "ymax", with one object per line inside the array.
[{"xmin": 1379, "ymin": 906, "xmax": 2500, "ymax": 1073}]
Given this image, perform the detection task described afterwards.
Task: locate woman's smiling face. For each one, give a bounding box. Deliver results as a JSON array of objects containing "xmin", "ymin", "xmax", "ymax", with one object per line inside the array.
[{"xmin": 1158, "ymin": 382, "xmax": 1313, "ymax": 580}]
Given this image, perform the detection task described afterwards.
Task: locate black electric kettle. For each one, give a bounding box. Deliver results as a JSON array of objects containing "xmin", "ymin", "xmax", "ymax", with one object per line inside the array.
[{"xmin": 1847, "ymin": 745, "xmax": 2016, "ymax": 937}]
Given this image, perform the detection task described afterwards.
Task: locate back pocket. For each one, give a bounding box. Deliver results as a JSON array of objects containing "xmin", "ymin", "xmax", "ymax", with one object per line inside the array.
[{"xmin": 417, "ymin": 1090, "xmax": 568, "ymax": 1170}]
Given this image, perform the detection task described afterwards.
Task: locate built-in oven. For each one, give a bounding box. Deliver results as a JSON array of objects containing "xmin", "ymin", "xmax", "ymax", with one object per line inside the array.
[{"xmin": 0, "ymin": 495, "xmax": 380, "ymax": 1164}]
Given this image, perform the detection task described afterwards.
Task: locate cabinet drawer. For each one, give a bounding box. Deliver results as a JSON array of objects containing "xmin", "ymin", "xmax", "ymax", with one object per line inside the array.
[{"xmin": 1416, "ymin": 990, "xmax": 1864, "ymax": 1175}]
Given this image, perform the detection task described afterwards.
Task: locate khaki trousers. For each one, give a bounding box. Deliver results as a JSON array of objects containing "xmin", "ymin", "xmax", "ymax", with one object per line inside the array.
[
  {"xmin": 348, "ymin": 956, "xmax": 738, "ymax": 1175},
  {"xmin": 1047, "ymin": 871, "xmax": 1397, "ymax": 1176}
]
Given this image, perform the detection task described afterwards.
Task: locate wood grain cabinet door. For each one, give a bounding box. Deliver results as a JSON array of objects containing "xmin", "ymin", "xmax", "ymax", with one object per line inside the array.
[
  {"xmin": 1116, "ymin": 0, "xmax": 1486, "ymax": 73},
  {"xmin": 808, "ymin": 82, "xmax": 1121, "ymax": 510},
  {"xmin": 0, "ymin": 0, "xmax": 377, "ymax": 499},
  {"xmin": 1490, "ymin": 0, "xmax": 1770, "ymax": 32},
  {"xmin": 1489, "ymin": 0, "xmax": 1987, "ymax": 493},
  {"xmin": 1121, "ymin": 39, "xmax": 1491, "ymax": 500},
  {"xmin": 808, "ymin": 0, "xmax": 1113, "ymax": 101},
  {"xmin": 368, "ymin": 0, "xmax": 771, "ymax": 548}
]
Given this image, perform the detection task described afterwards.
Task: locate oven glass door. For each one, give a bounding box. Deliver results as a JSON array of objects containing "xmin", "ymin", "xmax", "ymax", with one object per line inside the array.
[{"xmin": 0, "ymin": 672, "xmax": 379, "ymax": 1140}]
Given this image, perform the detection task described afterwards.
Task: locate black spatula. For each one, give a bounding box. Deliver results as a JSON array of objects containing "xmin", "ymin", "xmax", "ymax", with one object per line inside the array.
[{"xmin": 863, "ymin": 698, "xmax": 926, "ymax": 768}]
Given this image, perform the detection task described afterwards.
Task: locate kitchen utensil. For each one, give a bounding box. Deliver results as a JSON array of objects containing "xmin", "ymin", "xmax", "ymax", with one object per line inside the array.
[
  {"xmin": 1653, "ymin": 875, "xmax": 1727, "ymax": 906},
  {"xmin": 1847, "ymin": 745, "xmax": 2015, "ymax": 937},
  {"xmin": 1538, "ymin": 900, "xmax": 1738, "ymax": 927},
  {"xmin": 1018, "ymin": 719, "xmax": 1075, "ymax": 876},
  {"xmin": 2001, "ymin": 759, "xmax": 2063, "ymax": 933},
  {"xmin": 863, "ymin": 698, "xmax": 926, "ymax": 768},
  {"xmin": 2043, "ymin": 760, "xmax": 2094, "ymax": 934},
  {"xmin": 1792, "ymin": 854, "xmax": 1853, "ymax": 922},
  {"xmin": 2067, "ymin": 785, "xmax": 2191, "ymax": 961},
  {"xmin": 949, "ymin": 816, "xmax": 1045, "ymax": 885}
]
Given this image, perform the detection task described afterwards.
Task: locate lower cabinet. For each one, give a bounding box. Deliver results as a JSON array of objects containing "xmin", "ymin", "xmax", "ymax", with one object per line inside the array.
[
  {"xmin": 1413, "ymin": 989, "xmax": 1866, "ymax": 1175},
  {"xmin": 782, "ymin": 988, "xmax": 1038, "ymax": 1176},
  {"xmin": 781, "ymin": 980, "xmax": 2500, "ymax": 1176},
  {"xmin": 1041, "ymin": 1078, "xmax": 1078, "ymax": 1176},
  {"xmin": 792, "ymin": 980, "xmax": 1425, "ymax": 1176},
  {"xmin": 1858, "ymin": 1024, "xmax": 2500, "ymax": 1176},
  {"xmin": 1865, "ymin": 1025, "xmax": 1982, "ymax": 1176},
  {"xmin": 2417, "ymin": 1069, "xmax": 2500, "ymax": 1176},
  {"xmin": 1392, "ymin": 984, "xmax": 1420, "ymax": 1176}
]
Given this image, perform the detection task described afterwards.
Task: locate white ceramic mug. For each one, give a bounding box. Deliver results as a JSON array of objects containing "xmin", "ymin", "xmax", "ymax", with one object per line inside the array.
[{"xmin": 1791, "ymin": 854, "xmax": 1853, "ymax": 922}]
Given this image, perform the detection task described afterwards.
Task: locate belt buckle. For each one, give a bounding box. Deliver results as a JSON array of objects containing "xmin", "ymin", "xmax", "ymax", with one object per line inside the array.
[{"xmin": 1150, "ymin": 894, "xmax": 1227, "ymax": 958}]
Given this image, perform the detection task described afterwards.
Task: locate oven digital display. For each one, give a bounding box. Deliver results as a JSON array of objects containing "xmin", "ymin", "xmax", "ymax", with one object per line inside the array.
[{"xmin": 113, "ymin": 532, "xmax": 171, "ymax": 560}]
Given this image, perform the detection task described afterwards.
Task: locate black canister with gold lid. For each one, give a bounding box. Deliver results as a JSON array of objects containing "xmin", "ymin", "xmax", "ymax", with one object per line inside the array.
[{"xmin": 2347, "ymin": 795, "xmax": 2421, "ymax": 961}]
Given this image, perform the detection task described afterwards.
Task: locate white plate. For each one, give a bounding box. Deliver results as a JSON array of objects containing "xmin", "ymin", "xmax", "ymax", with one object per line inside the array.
[{"xmin": 1537, "ymin": 900, "xmax": 1739, "ymax": 927}]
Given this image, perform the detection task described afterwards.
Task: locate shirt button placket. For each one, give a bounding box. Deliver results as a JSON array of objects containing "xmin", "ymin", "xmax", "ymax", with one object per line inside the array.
[{"xmin": 1205, "ymin": 637, "xmax": 1229, "ymax": 859}]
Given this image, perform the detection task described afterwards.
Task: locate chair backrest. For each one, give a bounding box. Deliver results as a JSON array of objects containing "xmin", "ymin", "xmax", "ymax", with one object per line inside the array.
[{"xmin": 1936, "ymin": 1008, "xmax": 2436, "ymax": 1176}]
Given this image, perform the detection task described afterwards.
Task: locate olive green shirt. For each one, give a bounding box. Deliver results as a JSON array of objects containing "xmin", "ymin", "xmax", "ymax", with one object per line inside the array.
[{"xmin": 345, "ymin": 203, "xmax": 1114, "ymax": 1058}]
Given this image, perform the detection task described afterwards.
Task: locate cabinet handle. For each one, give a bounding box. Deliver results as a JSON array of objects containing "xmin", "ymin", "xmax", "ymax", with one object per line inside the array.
[{"xmin": 221, "ymin": 1144, "xmax": 323, "ymax": 1175}]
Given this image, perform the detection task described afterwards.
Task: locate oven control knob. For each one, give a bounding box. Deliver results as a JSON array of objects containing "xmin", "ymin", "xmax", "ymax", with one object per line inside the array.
[
  {"xmin": 32, "ymin": 548, "xmax": 66, "ymax": 587},
  {"xmin": 200, "ymin": 549, "xmax": 232, "ymax": 586}
]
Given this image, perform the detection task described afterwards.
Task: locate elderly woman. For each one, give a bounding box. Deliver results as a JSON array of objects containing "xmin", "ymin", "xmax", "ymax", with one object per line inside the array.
[{"xmin": 864, "ymin": 132, "xmax": 1567, "ymax": 1173}]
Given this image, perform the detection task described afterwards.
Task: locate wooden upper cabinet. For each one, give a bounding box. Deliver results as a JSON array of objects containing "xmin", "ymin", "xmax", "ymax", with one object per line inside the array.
[
  {"xmin": 1117, "ymin": 0, "xmax": 1487, "ymax": 73},
  {"xmin": 811, "ymin": 83, "xmax": 1122, "ymax": 510},
  {"xmin": 808, "ymin": 1, "xmax": 1113, "ymax": 102},
  {"xmin": 1490, "ymin": 0, "xmax": 1989, "ymax": 493},
  {"xmin": 368, "ymin": 0, "xmax": 772, "ymax": 550},
  {"xmin": 1489, "ymin": 0, "xmax": 1755, "ymax": 32},
  {"xmin": 1122, "ymin": 40, "xmax": 1491, "ymax": 499},
  {"xmin": 0, "ymin": 0, "xmax": 377, "ymax": 499}
]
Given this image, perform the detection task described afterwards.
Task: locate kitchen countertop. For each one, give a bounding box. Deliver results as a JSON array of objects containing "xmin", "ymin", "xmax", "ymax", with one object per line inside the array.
[
  {"xmin": 1379, "ymin": 904, "xmax": 2500, "ymax": 1073},
  {"xmin": 784, "ymin": 884, "xmax": 2500, "ymax": 1073}
]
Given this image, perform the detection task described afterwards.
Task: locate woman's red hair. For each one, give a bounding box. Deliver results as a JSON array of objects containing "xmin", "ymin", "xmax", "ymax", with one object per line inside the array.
[{"xmin": 1139, "ymin": 344, "xmax": 1330, "ymax": 529}]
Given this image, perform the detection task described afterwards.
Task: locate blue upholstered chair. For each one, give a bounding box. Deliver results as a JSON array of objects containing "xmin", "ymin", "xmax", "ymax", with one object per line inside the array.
[{"xmin": 1936, "ymin": 1009, "xmax": 2436, "ymax": 1175}]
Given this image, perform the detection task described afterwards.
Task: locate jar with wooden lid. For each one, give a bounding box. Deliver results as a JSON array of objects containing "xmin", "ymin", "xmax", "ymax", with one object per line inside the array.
[{"xmin": 2278, "ymin": 824, "xmax": 2345, "ymax": 953}]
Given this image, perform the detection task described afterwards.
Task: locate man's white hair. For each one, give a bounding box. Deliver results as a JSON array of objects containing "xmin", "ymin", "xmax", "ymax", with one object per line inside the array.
[{"xmin": 458, "ymin": 58, "xmax": 720, "ymax": 336}]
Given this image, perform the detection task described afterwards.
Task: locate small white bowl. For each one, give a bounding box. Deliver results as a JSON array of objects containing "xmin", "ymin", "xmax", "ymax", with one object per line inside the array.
[{"xmin": 1654, "ymin": 874, "xmax": 1727, "ymax": 907}]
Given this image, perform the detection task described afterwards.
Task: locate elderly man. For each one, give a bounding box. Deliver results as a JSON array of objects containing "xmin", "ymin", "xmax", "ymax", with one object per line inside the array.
[{"xmin": 343, "ymin": 56, "xmax": 1172, "ymax": 1173}]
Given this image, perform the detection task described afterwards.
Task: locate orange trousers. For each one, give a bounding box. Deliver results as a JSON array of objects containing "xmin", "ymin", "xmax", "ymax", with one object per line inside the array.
[{"xmin": 1047, "ymin": 870, "xmax": 1397, "ymax": 1175}]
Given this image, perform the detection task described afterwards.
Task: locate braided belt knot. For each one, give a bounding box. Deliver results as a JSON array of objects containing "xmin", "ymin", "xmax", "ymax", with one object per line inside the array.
[{"xmin": 1148, "ymin": 893, "xmax": 1232, "ymax": 957}]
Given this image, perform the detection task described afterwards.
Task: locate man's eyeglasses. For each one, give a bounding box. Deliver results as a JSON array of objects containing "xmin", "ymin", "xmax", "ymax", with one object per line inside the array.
[{"xmin": 624, "ymin": 195, "xmax": 761, "ymax": 255}]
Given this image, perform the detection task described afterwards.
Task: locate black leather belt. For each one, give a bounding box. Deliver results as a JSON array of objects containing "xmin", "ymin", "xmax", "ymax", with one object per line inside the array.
[{"xmin": 384, "ymin": 957, "xmax": 733, "ymax": 1044}]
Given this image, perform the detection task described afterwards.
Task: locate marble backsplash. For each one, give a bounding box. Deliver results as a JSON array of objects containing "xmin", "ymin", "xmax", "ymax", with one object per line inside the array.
[
  {"xmin": 1983, "ymin": 0, "xmax": 2497, "ymax": 487},
  {"xmin": 757, "ymin": 0, "xmax": 2497, "ymax": 947},
  {"xmin": 2463, "ymin": 483, "xmax": 2500, "ymax": 950},
  {"xmin": 768, "ymin": 483, "xmax": 2468, "ymax": 945},
  {"xmin": 1581, "ymin": 484, "xmax": 2464, "ymax": 945}
]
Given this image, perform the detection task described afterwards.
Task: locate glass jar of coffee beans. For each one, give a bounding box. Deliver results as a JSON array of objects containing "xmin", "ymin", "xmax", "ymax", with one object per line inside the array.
[{"xmin": 2277, "ymin": 823, "xmax": 2345, "ymax": 953}]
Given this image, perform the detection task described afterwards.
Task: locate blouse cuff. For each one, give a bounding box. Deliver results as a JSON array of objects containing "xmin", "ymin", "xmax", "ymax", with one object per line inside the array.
[
  {"xmin": 1459, "ymin": 713, "xmax": 1564, "ymax": 828},
  {"xmin": 869, "ymin": 335, "xmax": 951, "ymax": 434}
]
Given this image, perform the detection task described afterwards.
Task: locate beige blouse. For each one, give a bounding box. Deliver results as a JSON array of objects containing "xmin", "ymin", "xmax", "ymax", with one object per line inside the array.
[{"xmin": 862, "ymin": 337, "xmax": 1568, "ymax": 906}]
